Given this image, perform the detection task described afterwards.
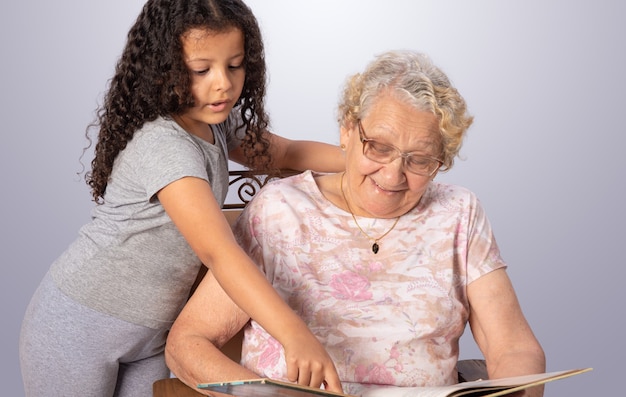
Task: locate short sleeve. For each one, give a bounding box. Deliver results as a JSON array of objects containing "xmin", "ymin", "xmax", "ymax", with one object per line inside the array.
[
  {"xmin": 464, "ymin": 194, "xmax": 507, "ymax": 284},
  {"xmin": 130, "ymin": 125, "xmax": 210, "ymax": 200}
]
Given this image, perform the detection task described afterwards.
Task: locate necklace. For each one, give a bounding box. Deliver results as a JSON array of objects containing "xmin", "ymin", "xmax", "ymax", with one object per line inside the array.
[{"xmin": 339, "ymin": 172, "xmax": 400, "ymax": 254}]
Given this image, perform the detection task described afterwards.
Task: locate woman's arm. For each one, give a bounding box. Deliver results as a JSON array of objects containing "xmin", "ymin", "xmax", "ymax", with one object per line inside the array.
[
  {"xmin": 158, "ymin": 177, "xmax": 342, "ymax": 392},
  {"xmin": 165, "ymin": 270, "xmax": 257, "ymax": 393},
  {"xmin": 468, "ymin": 268, "xmax": 546, "ymax": 397}
]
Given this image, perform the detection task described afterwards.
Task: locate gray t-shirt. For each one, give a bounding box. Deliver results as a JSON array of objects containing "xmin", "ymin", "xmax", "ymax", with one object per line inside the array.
[{"xmin": 51, "ymin": 114, "xmax": 243, "ymax": 329}]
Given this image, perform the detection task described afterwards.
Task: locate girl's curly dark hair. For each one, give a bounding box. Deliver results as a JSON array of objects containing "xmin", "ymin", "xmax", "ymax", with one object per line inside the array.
[{"xmin": 84, "ymin": 0, "xmax": 271, "ymax": 203}]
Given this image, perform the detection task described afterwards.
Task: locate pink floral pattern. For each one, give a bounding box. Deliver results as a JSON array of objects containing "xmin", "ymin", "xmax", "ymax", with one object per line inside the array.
[
  {"xmin": 233, "ymin": 171, "xmax": 505, "ymax": 396},
  {"xmin": 329, "ymin": 271, "xmax": 373, "ymax": 301}
]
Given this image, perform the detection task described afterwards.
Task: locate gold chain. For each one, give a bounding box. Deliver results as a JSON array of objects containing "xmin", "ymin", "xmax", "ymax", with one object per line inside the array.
[{"xmin": 339, "ymin": 172, "xmax": 400, "ymax": 254}]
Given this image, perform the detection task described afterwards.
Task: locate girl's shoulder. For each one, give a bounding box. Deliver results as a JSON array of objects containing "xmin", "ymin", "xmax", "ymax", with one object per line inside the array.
[
  {"xmin": 129, "ymin": 117, "xmax": 198, "ymax": 150},
  {"xmin": 116, "ymin": 117, "xmax": 207, "ymax": 168},
  {"xmin": 134, "ymin": 117, "xmax": 187, "ymax": 140}
]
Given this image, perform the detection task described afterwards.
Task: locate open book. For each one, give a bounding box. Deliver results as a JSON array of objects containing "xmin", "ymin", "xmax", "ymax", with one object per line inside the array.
[{"xmin": 198, "ymin": 368, "xmax": 592, "ymax": 397}]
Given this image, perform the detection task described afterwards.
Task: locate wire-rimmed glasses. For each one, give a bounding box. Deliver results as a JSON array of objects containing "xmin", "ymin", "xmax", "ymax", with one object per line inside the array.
[{"xmin": 357, "ymin": 120, "xmax": 443, "ymax": 176}]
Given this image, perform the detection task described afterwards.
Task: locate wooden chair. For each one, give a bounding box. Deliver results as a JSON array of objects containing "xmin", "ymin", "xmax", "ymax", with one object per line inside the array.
[
  {"xmin": 153, "ymin": 169, "xmax": 488, "ymax": 396},
  {"xmin": 153, "ymin": 377, "xmax": 204, "ymax": 397}
]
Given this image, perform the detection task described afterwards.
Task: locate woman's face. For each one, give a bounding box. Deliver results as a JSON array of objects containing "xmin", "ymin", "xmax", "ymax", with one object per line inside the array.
[
  {"xmin": 176, "ymin": 27, "xmax": 246, "ymax": 137},
  {"xmin": 340, "ymin": 92, "xmax": 441, "ymax": 218}
]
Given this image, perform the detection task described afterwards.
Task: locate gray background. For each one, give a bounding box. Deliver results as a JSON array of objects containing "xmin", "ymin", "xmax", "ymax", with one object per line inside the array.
[{"xmin": 1, "ymin": 0, "xmax": 623, "ymax": 395}]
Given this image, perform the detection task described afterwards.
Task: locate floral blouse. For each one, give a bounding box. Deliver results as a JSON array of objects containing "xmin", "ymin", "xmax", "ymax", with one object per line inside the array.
[{"xmin": 232, "ymin": 171, "xmax": 506, "ymax": 395}]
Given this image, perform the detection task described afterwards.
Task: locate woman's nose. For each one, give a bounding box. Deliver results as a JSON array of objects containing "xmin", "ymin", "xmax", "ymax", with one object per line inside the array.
[{"xmin": 379, "ymin": 157, "xmax": 405, "ymax": 183}]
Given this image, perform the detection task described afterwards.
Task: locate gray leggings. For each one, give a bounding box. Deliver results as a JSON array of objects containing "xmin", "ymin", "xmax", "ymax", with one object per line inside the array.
[{"xmin": 19, "ymin": 272, "xmax": 170, "ymax": 397}]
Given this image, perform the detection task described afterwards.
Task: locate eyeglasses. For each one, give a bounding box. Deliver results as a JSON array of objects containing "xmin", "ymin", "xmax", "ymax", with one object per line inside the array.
[{"xmin": 357, "ymin": 120, "xmax": 443, "ymax": 176}]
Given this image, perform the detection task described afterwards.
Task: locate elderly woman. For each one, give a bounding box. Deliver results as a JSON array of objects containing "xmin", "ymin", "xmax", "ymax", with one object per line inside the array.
[{"xmin": 165, "ymin": 50, "xmax": 546, "ymax": 396}]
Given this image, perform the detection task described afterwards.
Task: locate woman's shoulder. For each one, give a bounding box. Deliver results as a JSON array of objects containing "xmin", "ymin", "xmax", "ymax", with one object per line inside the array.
[
  {"xmin": 247, "ymin": 171, "xmax": 322, "ymax": 210},
  {"xmin": 421, "ymin": 181, "xmax": 481, "ymax": 213},
  {"xmin": 256, "ymin": 170, "xmax": 314, "ymax": 198},
  {"xmin": 429, "ymin": 181, "xmax": 477, "ymax": 199}
]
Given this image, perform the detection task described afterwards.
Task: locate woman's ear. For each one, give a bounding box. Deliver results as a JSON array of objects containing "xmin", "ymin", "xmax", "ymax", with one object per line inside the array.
[{"xmin": 339, "ymin": 123, "xmax": 353, "ymax": 150}]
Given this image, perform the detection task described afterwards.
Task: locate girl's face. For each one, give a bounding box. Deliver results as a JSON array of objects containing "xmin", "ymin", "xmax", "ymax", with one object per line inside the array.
[{"xmin": 176, "ymin": 27, "xmax": 246, "ymax": 139}]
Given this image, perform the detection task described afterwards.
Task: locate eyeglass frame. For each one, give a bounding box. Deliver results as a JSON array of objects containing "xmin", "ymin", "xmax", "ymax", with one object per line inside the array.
[{"xmin": 357, "ymin": 119, "xmax": 443, "ymax": 177}]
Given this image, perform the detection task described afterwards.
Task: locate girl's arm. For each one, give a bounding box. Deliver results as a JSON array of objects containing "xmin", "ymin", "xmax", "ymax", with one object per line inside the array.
[
  {"xmin": 229, "ymin": 132, "xmax": 345, "ymax": 172},
  {"xmin": 157, "ymin": 176, "xmax": 342, "ymax": 392},
  {"xmin": 267, "ymin": 133, "xmax": 345, "ymax": 172},
  {"xmin": 468, "ymin": 268, "xmax": 546, "ymax": 397}
]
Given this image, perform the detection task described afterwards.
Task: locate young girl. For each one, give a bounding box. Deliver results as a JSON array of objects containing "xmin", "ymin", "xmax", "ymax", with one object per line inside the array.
[{"xmin": 19, "ymin": 0, "xmax": 343, "ymax": 396}]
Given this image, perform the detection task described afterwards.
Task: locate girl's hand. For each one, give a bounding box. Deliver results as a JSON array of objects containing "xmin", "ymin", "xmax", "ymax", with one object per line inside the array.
[{"xmin": 283, "ymin": 333, "xmax": 343, "ymax": 393}]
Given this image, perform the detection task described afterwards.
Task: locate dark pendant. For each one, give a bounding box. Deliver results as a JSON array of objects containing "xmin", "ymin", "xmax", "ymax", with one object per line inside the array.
[{"xmin": 372, "ymin": 242, "xmax": 379, "ymax": 254}]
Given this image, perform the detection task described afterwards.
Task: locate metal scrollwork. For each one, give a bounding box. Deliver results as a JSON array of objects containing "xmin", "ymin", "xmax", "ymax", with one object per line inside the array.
[{"xmin": 223, "ymin": 170, "xmax": 297, "ymax": 209}]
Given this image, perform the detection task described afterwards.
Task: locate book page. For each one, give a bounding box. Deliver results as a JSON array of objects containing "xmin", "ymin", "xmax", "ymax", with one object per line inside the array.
[
  {"xmin": 361, "ymin": 383, "xmax": 471, "ymax": 397},
  {"xmin": 361, "ymin": 368, "xmax": 592, "ymax": 397}
]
